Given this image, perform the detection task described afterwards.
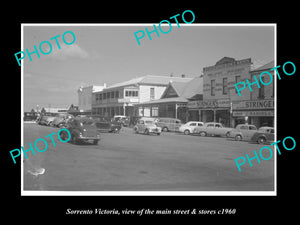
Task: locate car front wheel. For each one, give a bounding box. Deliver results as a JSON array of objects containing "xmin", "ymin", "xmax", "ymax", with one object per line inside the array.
[
  {"xmin": 184, "ymin": 129, "xmax": 190, "ymax": 135},
  {"xmin": 162, "ymin": 127, "xmax": 168, "ymax": 132},
  {"xmin": 235, "ymin": 135, "xmax": 242, "ymax": 141},
  {"xmin": 257, "ymin": 137, "xmax": 266, "ymax": 144}
]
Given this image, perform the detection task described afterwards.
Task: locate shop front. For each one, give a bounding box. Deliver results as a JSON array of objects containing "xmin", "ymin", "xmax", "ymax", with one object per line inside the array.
[
  {"xmin": 135, "ymin": 98, "xmax": 189, "ymax": 123},
  {"xmin": 187, "ymin": 98, "xmax": 231, "ymax": 127},
  {"xmin": 232, "ymin": 99, "xmax": 274, "ymax": 128}
]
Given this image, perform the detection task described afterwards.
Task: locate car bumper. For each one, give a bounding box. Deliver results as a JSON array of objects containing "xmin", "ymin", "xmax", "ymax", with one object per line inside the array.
[
  {"xmin": 78, "ymin": 136, "xmax": 101, "ymax": 141},
  {"xmin": 149, "ymin": 129, "xmax": 161, "ymax": 133}
]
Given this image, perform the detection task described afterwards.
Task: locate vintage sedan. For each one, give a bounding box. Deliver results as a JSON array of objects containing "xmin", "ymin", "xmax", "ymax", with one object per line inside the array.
[
  {"xmin": 60, "ymin": 117, "xmax": 100, "ymax": 145},
  {"xmin": 179, "ymin": 121, "xmax": 204, "ymax": 135},
  {"xmin": 193, "ymin": 122, "xmax": 232, "ymax": 137},
  {"xmin": 229, "ymin": 124, "xmax": 258, "ymax": 141},
  {"xmin": 134, "ymin": 117, "xmax": 162, "ymax": 135},
  {"xmin": 250, "ymin": 126, "xmax": 275, "ymax": 144}
]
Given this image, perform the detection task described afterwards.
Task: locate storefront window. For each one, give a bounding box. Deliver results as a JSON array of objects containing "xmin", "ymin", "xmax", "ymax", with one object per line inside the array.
[{"xmin": 151, "ymin": 107, "xmax": 158, "ymax": 117}]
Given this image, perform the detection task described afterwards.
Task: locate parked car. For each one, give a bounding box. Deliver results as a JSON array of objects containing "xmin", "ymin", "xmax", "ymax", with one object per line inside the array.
[
  {"xmin": 156, "ymin": 117, "xmax": 182, "ymax": 132},
  {"xmin": 52, "ymin": 114, "xmax": 74, "ymax": 127},
  {"xmin": 193, "ymin": 122, "xmax": 232, "ymax": 137},
  {"xmin": 134, "ymin": 117, "xmax": 162, "ymax": 135},
  {"xmin": 95, "ymin": 120, "xmax": 122, "ymax": 133},
  {"xmin": 60, "ymin": 117, "xmax": 101, "ymax": 145},
  {"xmin": 113, "ymin": 115, "xmax": 130, "ymax": 127},
  {"xmin": 250, "ymin": 126, "xmax": 275, "ymax": 144},
  {"xmin": 229, "ymin": 124, "xmax": 258, "ymax": 141},
  {"xmin": 37, "ymin": 116, "xmax": 56, "ymax": 126},
  {"xmin": 179, "ymin": 121, "xmax": 204, "ymax": 135}
]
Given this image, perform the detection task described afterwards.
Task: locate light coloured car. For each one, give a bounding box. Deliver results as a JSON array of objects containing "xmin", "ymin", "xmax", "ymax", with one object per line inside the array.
[
  {"xmin": 134, "ymin": 117, "xmax": 162, "ymax": 135},
  {"xmin": 229, "ymin": 124, "xmax": 258, "ymax": 141},
  {"xmin": 179, "ymin": 121, "xmax": 204, "ymax": 135},
  {"xmin": 193, "ymin": 122, "xmax": 232, "ymax": 137}
]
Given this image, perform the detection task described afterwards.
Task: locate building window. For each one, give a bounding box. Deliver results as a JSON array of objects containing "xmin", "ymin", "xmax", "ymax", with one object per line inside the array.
[
  {"xmin": 150, "ymin": 88, "xmax": 155, "ymax": 100},
  {"xmin": 111, "ymin": 91, "xmax": 114, "ymax": 98},
  {"xmin": 223, "ymin": 77, "xmax": 228, "ymax": 95},
  {"xmin": 107, "ymin": 92, "xmax": 110, "ymax": 99},
  {"xmin": 99, "ymin": 93, "xmax": 102, "ymax": 100},
  {"xmin": 211, "ymin": 80, "xmax": 215, "ymax": 96},
  {"xmin": 103, "ymin": 93, "xmax": 106, "ymax": 100},
  {"xmin": 125, "ymin": 90, "xmax": 138, "ymax": 97},
  {"xmin": 151, "ymin": 107, "xmax": 158, "ymax": 117},
  {"xmin": 259, "ymin": 76, "xmax": 265, "ymax": 99},
  {"xmin": 235, "ymin": 75, "xmax": 241, "ymax": 94},
  {"xmin": 115, "ymin": 90, "xmax": 119, "ymax": 98}
]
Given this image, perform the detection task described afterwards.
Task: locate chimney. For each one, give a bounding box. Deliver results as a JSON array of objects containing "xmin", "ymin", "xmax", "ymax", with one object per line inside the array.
[
  {"xmin": 103, "ymin": 83, "xmax": 107, "ymax": 88},
  {"xmin": 181, "ymin": 74, "xmax": 186, "ymax": 78}
]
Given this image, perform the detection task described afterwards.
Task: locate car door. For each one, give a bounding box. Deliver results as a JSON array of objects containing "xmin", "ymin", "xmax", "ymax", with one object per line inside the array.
[
  {"xmin": 206, "ymin": 123, "xmax": 215, "ymax": 135},
  {"xmin": 214, "ymin": 123, "xmax": 222, "ymax": 135},
  {"xmin": 266, "ymin": 128, "xmax": 275, "ymax": 142},
  {"xmin": 239, "ymin": 125, "xmax": 249, "ymax": 139},
  {"xmin": 175, "ymin": 120, "xmax": 181, "ymax": 131},
  {"xmin": 138, "ymin": 120, "xmax": 145, "ymax": 132},
  {"xmin": 189, "ymin": 122, "xmax": 197, "ymax": 132},
  {"xmin": 247, "ymin": 125, "xmax": 258, "ymax": 140}
]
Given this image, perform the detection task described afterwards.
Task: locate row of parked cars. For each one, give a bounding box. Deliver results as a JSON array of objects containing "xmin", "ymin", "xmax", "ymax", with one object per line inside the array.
[
  {"xmin": 37, "ymin": 114, "xmax": 125, "ymax": 145},
  {"xmin": 133, "ymin": 117, "xmax": 274, "ymax": 144}
]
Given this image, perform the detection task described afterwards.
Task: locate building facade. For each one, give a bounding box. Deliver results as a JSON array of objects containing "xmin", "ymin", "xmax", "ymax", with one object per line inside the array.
[
  {"xmin": 78, "ymin": 85, "xmax": 106, "ymax": 113},
  {"xmin": 231, "ymin": 61, "xmax": 275, "ymax": 128},
  {"xmin": 91, "ymin": 75, "xmax": 192, "ymax": 118},
  {"xmin": 135, "ymin": 76, "xmax": 203, "ymax": 123},
  {"xmin": 188, "ymin": 57, "xmax": 253, "ymax": 127}
]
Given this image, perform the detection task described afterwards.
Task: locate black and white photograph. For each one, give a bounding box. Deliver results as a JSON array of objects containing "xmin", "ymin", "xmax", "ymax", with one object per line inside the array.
[
  {"xmin": 21, "ymin": 24, "xmax": 275, "ymax": 194},
  {"xmin": 4, "ymin": 4, "xmax": 298, "ymax": 221}
]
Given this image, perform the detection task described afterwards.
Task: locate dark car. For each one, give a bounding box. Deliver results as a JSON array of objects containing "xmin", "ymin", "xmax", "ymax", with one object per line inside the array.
[
  {"xmin": 113, "ymin": 115, "xmax": 130, "ymax": 127},
  {"xmin": 250, "ymin": 126, "xmax": 275, "ymax": 144},
  {"xmin": 37, "ymin": 116, "xmax": 55, "ymax": 126},
  {"xmin": 60, "ymin": 117, "xmax": 101, "ymax": 145},
  {"xmin": 52, "ymin": 114, "xmax": 74, "ymax": 127},
  {"xmin": 95, "ymin": 121, "xmax": 122, "ymax": 133}
]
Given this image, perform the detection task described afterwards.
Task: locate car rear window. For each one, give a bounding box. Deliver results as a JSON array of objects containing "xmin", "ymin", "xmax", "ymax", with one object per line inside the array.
[{"xmin": 249, "ymin": 126, "xmax": 257, "ymax": 130}]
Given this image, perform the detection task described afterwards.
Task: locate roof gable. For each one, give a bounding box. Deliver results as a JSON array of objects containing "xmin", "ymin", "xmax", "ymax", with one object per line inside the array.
[
  {"xmin": 161, "ymin": 85, "xmax": 180, "ymax": 98},
  {"xmin": 216, "ymin": 57, "xmax": 235, "ymax": 65},
  {"xmin": 161, "ymin": 76, "xmax": 203, "ymax": 99}
]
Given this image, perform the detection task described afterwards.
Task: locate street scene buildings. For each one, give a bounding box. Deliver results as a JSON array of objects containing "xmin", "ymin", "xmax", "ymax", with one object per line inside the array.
[
  {"xmin": 22, "ymin": 25, "xmax": 275, "ymax": 193},
  {"xmin": 74, "ymin": 57, "xmax": 274, "ymax": 128}
]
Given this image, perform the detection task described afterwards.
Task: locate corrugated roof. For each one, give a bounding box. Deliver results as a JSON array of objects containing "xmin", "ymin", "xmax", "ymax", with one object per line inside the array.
[
  {"xmin": 137, "ymin": 76, "xmax": 203, "ymax": 106},
  {"xmin": 251, "ymin": 60, "xmax": 274, "ymax": 72},
  {"xmin": 136, "ymin": 96, "xmax": 188, "ymax": 105},
  {"xmin": 181, "ymin": 76, "xmax": 203, "ymax": 99},
  {"xmin": 105, "ymin": 75, "xmax": 193, "ymax": 89}
]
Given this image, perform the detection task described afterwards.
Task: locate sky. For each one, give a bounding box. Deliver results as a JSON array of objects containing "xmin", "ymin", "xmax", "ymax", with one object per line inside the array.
[{"xmin": 23, "ymin": 24, "xmax": 275, "ymax": 112}]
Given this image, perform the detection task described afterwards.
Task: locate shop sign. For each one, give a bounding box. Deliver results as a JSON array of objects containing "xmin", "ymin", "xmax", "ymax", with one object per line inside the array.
[
  {"xmin": 232, "ymin": 100, "xmax": 274, "ymax": 110},
  {"xmin": 187, "ymin": 99, "xmax": 230, "ymax": 109},
  {"xmin": 232, "ymin": 110, "xmax": 274, "ymax": 117}
]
